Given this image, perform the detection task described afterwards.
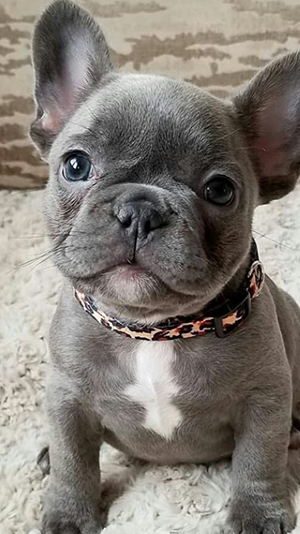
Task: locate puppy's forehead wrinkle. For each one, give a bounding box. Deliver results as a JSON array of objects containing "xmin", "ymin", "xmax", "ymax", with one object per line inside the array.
[{"xmin": 52, "ymin": 73, "xmax": 234, "ymax": 165}]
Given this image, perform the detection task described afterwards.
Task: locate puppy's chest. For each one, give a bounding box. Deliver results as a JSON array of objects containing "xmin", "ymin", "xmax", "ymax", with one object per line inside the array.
[{"xmin": 123, "ymin": 341, "xmax": 183, "ymax": 439}]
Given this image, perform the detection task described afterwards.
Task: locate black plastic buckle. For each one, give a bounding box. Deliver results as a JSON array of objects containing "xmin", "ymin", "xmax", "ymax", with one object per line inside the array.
[{"xmin": 213, "ymin": 290, "xmax": 251, "ymax": 338}]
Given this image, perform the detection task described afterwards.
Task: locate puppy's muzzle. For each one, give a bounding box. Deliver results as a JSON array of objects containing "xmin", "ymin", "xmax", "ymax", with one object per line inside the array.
[{"xmin": 113, "ymin": 196, "xmax": 167, "ymax": 252}]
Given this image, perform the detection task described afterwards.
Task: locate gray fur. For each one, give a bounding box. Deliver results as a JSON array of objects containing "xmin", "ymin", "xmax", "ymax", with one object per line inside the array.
[{"xmin": 30, "ymin": 1, "xmax": 300, "ymax": 533}]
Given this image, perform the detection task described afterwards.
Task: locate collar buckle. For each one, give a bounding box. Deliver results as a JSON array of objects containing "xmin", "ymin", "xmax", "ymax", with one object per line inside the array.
[{"xmin": 213, "ymin": 290, "xmax": 251, "ymax": 338}]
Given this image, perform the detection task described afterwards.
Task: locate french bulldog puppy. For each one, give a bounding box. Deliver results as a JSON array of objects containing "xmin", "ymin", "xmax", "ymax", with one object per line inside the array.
[{"xmin": 30, "ymin": 1, "xmax": 300, "ymax": 533}]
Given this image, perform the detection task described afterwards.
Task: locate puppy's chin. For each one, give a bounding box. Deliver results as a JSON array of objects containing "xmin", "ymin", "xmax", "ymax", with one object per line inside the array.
[
  {"xmin": 73, "ymin": 264, "xmax": 205, "ymax": 323},
  {"xmin": 74, "ymin": 264, "xmax": 168, "ymax": 317},
  {"xmin": 104, "ymin": 264, "xmax": 162, "ymax": 307}
]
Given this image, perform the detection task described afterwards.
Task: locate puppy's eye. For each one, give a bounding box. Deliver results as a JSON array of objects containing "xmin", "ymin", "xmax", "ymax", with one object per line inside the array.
[
  {"xmin": 62, "ymin": 154, "xmax": 93, "ymax": 182},
  {"xmin": 203, "ymin": 175, "xmax": 235, "ymax": 206}
]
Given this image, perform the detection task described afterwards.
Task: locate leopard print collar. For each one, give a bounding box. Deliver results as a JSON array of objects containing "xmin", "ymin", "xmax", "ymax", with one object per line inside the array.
[{"xmin": 75, "ymin": 241, "xmax": 265, "ymax": 341}]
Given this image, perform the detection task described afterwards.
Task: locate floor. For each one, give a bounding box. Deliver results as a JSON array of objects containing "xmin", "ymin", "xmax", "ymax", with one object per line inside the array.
[{"xmin": 1, "ymin": 187, "xmax": 300, "ymax": 534}]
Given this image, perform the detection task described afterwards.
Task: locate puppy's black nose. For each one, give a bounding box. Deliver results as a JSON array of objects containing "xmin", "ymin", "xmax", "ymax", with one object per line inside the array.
[{"xmin": 115, "ymin": 200, "xmax": 165, "ymax": 242}]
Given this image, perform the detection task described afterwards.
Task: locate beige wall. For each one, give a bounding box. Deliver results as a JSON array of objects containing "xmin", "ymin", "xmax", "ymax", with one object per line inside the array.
[{"xmin": 1, "ymin": 0, "xmax": 300, "ymax": 189}]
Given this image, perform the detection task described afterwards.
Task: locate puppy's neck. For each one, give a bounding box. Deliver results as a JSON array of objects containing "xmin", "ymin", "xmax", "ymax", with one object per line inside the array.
[{"xmin": 203, "ymin": 240, "xmax": 257, "ymax": 317}]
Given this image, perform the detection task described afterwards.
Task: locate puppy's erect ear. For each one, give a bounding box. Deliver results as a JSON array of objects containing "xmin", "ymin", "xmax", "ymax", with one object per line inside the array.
[
  {"xmin": 30, "ymin": 0, "xmax": 112, "ymax": 158},
  {"xmin": 234, "ymin": 52, "xmax": 300, "ymax": 204}
]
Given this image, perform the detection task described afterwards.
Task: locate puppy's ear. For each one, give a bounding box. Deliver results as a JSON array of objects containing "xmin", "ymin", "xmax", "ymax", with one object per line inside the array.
[
  {"xmin": 30, "ymin": 0, "xmax": 112, "ymax": 158},
  {"xmin": 234, "ymin": 52, "xmax": 300, "ymax": 203}
]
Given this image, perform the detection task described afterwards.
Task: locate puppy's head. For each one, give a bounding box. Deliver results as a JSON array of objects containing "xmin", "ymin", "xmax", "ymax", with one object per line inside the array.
[{"xmin": 30, "ymin": 0, "xmax": 300, "ymax": 321}]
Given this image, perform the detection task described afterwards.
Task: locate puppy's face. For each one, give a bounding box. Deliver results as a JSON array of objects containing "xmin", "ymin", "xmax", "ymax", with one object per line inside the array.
[
  {"xmin": 31, "ymin": 1, "xmax": 300, "ymax": 320},
  {"xmin": 44, "ymin": 76, "xmax": 257, "ymax": 320}
]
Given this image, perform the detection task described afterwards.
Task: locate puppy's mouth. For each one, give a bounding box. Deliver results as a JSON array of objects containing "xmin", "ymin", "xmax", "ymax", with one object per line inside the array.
[
  {"xmin": 56, "ymin": 229, "xmax": 211, "ymax": 316},
  {"xmin": 76, "ymin": 260, "xmax": 153, "ymax": 284},
  {"xmin": 106, "ymin": 262, "xmax": 146, "ymax": 279},
  {"xmin": 108, "ymin": 262, "xmax": 159, "ymax": 298},
  {"xmin": 73, "ymin": 260, "xmax": 206, "ymax": 322},
  {"xmin": 73, "ymin": 258, "xmax": 163, "ymax": 298}
]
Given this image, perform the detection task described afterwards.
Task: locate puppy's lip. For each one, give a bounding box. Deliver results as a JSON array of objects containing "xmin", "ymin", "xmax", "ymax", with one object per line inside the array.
[
  {"xmin": 70, "ymin": 261, "xmax": 152, "ymax": 284},
  {"xmin": 105, "ymin": 263, "xmax": 148, "ymax": 279}
]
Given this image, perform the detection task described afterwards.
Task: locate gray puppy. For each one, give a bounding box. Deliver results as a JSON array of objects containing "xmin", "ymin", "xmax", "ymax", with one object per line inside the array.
[{"xmin": 30, "ymin": 1, "xmax": 300, "ymax": 533}]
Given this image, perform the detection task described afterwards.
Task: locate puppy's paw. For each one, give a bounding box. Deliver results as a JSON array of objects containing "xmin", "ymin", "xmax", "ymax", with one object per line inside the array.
[
  {"xmin": 227, "ymin": 497, "xmax": 295, "ymax": 534},
  {"xmin": 42, "ymin": 486, "xmax": 102, "ymax": 534}
]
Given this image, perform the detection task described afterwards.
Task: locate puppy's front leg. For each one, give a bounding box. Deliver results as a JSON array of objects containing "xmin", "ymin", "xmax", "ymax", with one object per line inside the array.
[
  {"xmin": 42, "ymin": 378, "xmax": 103, "ymax": 534},
  {"xmin": 228, "ymin": 381, "xmax": 295, "ymax": 534}
]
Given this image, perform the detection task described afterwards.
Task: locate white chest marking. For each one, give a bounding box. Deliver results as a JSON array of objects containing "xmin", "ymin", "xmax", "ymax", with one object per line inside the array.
[{"xmin": 125, "ymin": 341, "xmax": 183, "ymax": 439}]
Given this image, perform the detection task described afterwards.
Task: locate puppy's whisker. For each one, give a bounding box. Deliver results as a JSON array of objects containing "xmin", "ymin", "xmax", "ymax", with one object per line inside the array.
[
  {"xmin": 11, "ymin": 234, "xmax": 61, "ymax": 240},
  {"xmin": 25, "ymin": 254, "xmax": 58, "ymax": 274},
  {"xmin": 234, "ymin": 145, "xmax": 257, "ymax": 151},
  {"xmin": 253, "ymin": 229, "xmax": 299, "ymax": 252},
  {"xmin": 10, "ymin": 236, "xmax": 73, "ymax": 273},
  {"xmin": 217, "ymin": 127, "xmax": 242, "ymax": 141},
  {"xmin": 84, "ymin": 101, "xmax": 99, "ymax": 123},
  {"xmin": 65, "ymin": 119, "xmax": 99, "ymax": 140},
  {"xmin": 8, "ymin": 250, "xmax": 57, "ymax": 275}
]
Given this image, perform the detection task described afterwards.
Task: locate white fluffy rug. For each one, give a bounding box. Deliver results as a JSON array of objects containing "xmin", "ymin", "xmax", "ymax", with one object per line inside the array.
[{"xmin": 2, "ymin": 187, "xmax": 300, "ymax": 534}]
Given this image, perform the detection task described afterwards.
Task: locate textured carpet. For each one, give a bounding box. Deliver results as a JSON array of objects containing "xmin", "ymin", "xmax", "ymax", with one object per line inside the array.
[{"xmin": 1, "ymin": 187, "xmax": 300, "ymax": 534}]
